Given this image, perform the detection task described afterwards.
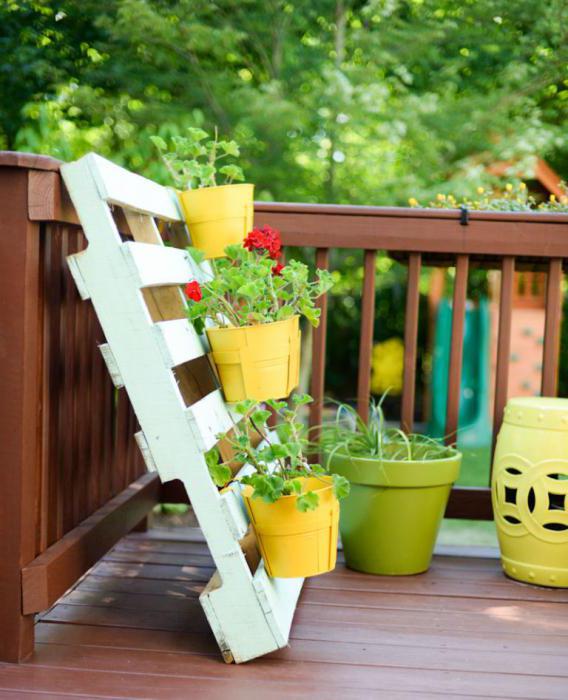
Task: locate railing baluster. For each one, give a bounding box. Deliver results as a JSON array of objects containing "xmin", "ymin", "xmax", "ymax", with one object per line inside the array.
[
  {"xmin": 309, "ymin": 248, "xmax": 330, "ymax": 437},
  {"xmin": 445, "ymin": 254, "xmax": 469, "ymax": 445},
  {"xmin": 357, "ymin": 250, "xmax": 377, "ymax": 423},
  {"xmin": 401, "ymin": 253, "xmax": 422, "ymax": 433},
  {"xmin": 491, "ymin": 256, "xmax": 515, "ymax": 473},
  {"xmin": 541, "ymin": 258, "xmax": 563, "ymax": 396}
]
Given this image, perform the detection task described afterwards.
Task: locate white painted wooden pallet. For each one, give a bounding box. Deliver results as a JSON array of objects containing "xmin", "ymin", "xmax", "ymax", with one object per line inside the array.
[{"xmin": 61, "ymin": 153, "xmax": 304, "ymax": 663}]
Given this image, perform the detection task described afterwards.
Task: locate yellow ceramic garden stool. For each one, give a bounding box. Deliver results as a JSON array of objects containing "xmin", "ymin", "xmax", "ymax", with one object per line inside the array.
[{"xmin": 492, "ymin": 397, "xmax": 568, "ymax": 587}]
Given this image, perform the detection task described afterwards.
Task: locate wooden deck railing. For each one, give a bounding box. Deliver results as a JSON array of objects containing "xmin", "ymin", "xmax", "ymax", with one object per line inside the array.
[
  {"xmin": 254, "ymin": 202, "xmax": 567, "ymax": 520},
  {"xmin": 1, "ymin": 152, "xmax": 566, "ymax": 662}
]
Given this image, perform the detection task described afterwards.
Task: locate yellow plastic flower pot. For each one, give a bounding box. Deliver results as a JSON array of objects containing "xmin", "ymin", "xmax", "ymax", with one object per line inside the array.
[
  {"xmin": 178, "ymin": 183, "xmax": 254, "ymax": 259},
  {"xmin": 206, "ymin": 316, "xmax": 300, "ymax": 402},
  {"xmin": 492, "ymin": 397, "xmax": 568, "ymax": 588},
  {"xmin": 242, "ymin": 476, "xmax": 339, "ymax": 578}
]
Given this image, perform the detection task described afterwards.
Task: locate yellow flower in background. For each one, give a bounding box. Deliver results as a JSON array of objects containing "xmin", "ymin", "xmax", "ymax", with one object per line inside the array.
[
  {"xmin": 550, "ymin": 194, "xmax": 557, "ymax": 203},
  {"xmin": 476, "ymin": 186, "xmax": 485, "ymax": 195},
  {"xmin": 408, "ymin": 197, "xmax": 419, "ymax": 207},
  {"xmin": 519, "ymin": 182, "xmax": 527, "ymax": 190},
  {"xmin": 436, "ymin": 193, "xmax": 446, "ymax": 201},
  {"xmin": 505, "ymin": 183, "xmax": 513, "ymax": 192},
  {"xmin": 370, "ymin": 337, "xmax": 404, "ymax": 396}
]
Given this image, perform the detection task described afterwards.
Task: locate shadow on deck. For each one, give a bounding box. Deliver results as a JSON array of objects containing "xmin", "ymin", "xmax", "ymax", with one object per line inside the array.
[{"xmin": 1, "ymin": 527, "xmax": 567, "ymax": 699}]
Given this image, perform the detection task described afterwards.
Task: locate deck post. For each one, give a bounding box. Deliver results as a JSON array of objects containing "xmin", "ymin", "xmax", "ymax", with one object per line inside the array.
[{"xmin": 0, "ymin": 160, "xmax": 47, "ymax": 661}]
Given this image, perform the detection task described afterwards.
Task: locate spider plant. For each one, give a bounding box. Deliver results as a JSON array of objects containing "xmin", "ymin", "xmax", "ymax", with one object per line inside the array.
[
  {"xmin": 324, "ymin": 395, "xmax": 462, "ymax": 576},
  {"xmin": 321, "ymin": 395, "xmax": 455, "ymax": 467}
]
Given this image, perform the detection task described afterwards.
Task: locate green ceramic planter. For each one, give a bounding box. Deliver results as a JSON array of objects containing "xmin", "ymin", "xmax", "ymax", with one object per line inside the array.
[{"xmin": 329, "ymin": 445, "xmax": 461, "ymax": 575}]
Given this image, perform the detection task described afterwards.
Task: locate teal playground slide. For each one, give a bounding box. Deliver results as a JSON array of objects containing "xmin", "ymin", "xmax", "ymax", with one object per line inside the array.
[{"xmin": 428, "ymin": 297, "xmax": 492, "ymax": 448}]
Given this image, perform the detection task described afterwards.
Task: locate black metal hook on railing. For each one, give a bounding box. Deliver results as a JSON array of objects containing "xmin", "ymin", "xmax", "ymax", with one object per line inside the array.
[{"xmin": 460, "ymin": 205, "xmax": 470, "ymax": 226}]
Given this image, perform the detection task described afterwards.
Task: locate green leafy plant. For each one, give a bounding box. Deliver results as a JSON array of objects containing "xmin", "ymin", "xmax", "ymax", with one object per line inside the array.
[
  {"xmin": 206, "ymin": 393, "xmax": 350, "ymax": 512},
  {"xmin": 185, "ymin": 232, "xmax": 333, "ymax": 334},
  {"xmin": 409, "ymin": 182, "xmax": 568, "ymax": 213},
  {"xmin": 321, "ymin": 396, "xmax": 456, "ymax": 466},
  {"xmin": 151, "ymin": 126, "xmax": 244, "ymax": 190}
]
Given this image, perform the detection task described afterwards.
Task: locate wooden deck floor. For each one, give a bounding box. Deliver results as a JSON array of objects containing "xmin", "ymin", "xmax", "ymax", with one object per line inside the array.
[{"xmin": 1, "ymin": 528, "xmax": 567, "ymax": 699}]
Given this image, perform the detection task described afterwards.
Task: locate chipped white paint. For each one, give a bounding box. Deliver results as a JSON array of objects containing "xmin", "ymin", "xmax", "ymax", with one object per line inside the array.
[
  {"xmin": 99, "ymin": 343, "xmax": 124, "ymax": 388},
  {"xmin": 61, "ymin": 153, "xmax": 304, "ymax": 664},
  {"xmin": 134, "ymin": 431, "xmax": 157, "ymax": 473},
  {"xmin": 66, "ymin": 253, "xmax": 90, "ymax": 300}
]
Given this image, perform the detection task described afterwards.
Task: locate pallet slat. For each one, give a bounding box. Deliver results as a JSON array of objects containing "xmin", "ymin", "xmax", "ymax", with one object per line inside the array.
[
  {"xmin": 154, "ymin": 318, "xmax": 205, "ymax": 367},
  {"xmin": 122, "ymin": 241, "xmax": 194, "ymax": 288}
]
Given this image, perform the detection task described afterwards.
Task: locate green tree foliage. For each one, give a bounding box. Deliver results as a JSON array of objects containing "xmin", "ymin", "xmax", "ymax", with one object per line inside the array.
[
  {"xmin": 2, "ymin": 0, "xmax": 567, "ymax": 203},
  {"xmin": 3, "ymin": 1, "xmax": 567, "ymax": 404}
]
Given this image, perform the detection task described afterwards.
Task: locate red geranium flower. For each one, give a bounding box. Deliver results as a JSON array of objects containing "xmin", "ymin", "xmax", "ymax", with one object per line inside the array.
[
  {"xmin": 272, "ymin": 262, "xmax": 284, "ymax": 276},
  {"xmin": 244, "ymin": 225, "xmax": 282, "ymax": 260},
  {"xmin": 185, "ymin": 280, "xmax": 202, "ymax": 302}
]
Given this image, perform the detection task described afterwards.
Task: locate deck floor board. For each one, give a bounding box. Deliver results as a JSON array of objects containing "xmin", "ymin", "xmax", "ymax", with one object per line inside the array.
[{"xmin": 1, "ymin": 529, "xmax": 566, "ymax": 699}]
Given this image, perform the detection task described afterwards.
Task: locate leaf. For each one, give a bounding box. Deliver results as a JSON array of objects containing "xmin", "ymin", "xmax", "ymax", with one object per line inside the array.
[
  {"xmin": 292, "ymin": 393, "xmax": 313, "ymax": 406},
  {"xmin": 250, "ymin": 474, "xmax": 284, "ymax": 503},
  {"xmin": 234, "ymin": 399, "xmax": 257, "ymax": 415},
  {"xmin": 150, "ymin": 135, "xmax": 167, "ymax": 151},
  {"xmin": 205, "ymin": 447, "xmax": 231, "ymax": 487},
  {"xmin": 237, "ymin": 281, "xmax": 263, "ymax": 297},
  {"xmin": 269, "ymin": 443, "xmax": 288, "ymax": 458},
  {"xmin": 218, "ymin": 139, "xmax": 240, "ymax": 156},
  {"xmin": 251, "ymin": 409, "xmax": 271, "ymax": 425},
  {"xmin": 186, "ymin": 127, "xmax": 208, "ymax": 142},
  {"xmin": 332, "ymin": 474, "xmax": 351, "ymax": 500},
  {"xmin": 209, "ymin": 463, "xmax": 232, "ymax": 488},
  {"xmin": 266, "ymin": 399, "xmax": 288, "ymax": 411},
  {"xmin": 190, "ymin": 316, "xmax": 205, "ymax": 335},
  {"xmin": 205, "ymin": 446, "xmax": 220, "ymax": 468},
  {"xmin": 186, "ymin": 246, "xmax": 206, "ymax": 264},
  {"xmin": 219, "ymin": 164, "xmax": 244, "ymax": 182},
  {"xmin": 296, "ymin": 490, "xmax": 319, "ymax": 512},
  {"xmin": 289, "ymin": 478, "xmax": 303, "ymax": 494},
  {"xmin": 301, "ymin": 304, "xmax": 321, "ymax": 327},
  {"xmin": 276, "ymin": 305, "xmax": 294, "ymax": 321}
]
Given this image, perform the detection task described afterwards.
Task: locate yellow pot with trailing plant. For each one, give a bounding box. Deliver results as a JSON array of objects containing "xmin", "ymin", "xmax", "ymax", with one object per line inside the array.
[
  {"xmin": 207, "ymin": 397, "xmax": 350, "ymax": 578},
  {"xmin": 184, "ymin": 232, "xmax": 332, "ymax": 403},
  {"xmin": 152, "ymin": 128, "xmax": 253, "ymax": 259}
]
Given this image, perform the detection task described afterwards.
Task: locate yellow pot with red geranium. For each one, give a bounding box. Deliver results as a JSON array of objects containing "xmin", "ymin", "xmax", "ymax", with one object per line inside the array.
[
  {"xmin": 185, "ymin": 227, "xmax": 332, "ymax": 403},
  {"xmin": 152, "ymin": 128, "xmax": 253, "ymax": 259}
]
